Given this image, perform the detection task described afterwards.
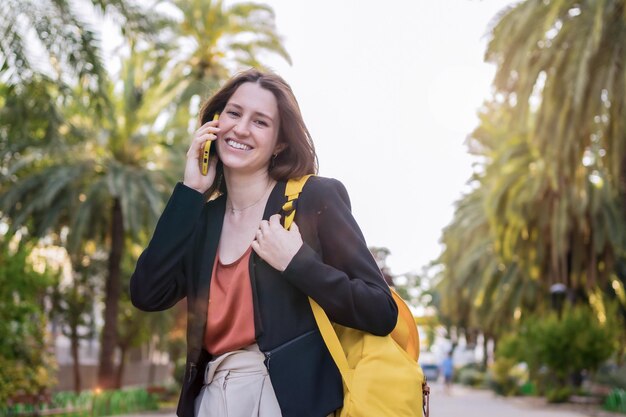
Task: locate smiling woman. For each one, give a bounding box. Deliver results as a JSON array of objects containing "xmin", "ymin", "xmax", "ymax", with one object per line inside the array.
[
  {"xmin": 215, "ymin": 83, "xmax": 282, "ymax": 177},
  {"xmin": 130, "ymin": 68, "xmax": 398, "ymax": 417}
]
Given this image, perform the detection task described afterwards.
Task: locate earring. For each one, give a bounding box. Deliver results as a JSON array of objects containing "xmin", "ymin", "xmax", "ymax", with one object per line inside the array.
[{"xmin": 270, "ymin": 153, "xmax": 278, "ymax": 169}]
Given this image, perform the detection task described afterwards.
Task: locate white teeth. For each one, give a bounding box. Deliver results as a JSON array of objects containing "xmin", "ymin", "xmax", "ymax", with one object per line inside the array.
[{"xmin": 226, "ymin": 139, "xmax": 251, "ymax": 150}]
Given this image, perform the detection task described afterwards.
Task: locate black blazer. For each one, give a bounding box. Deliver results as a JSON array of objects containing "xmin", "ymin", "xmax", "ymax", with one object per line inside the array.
[{"xmin": 130, "ymin": 176, "xmax": 398, "ymax": 417}]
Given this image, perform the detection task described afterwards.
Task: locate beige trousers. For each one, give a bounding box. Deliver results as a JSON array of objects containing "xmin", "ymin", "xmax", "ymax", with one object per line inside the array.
[
  {"xmin": 194, "ymin": 343, "xmax": 336, "ymax": 417},
  {"xmin": 194, "ymin": 344, "xmax": 282, "ymax": 417}
]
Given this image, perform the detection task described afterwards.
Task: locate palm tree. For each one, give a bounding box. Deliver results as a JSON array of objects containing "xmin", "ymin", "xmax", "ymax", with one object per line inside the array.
[
  {"xmin": 163, "ymin": 0, "xmax": 292, "ymax": 104},
  {"xmin": 0, "ymin": 47, "xmax": 180, "ymax": 389},
  {"xmin": 435, "ymin": 0, "xmax": 626, "ymax": 345},
  {"xmin": 437, "ymin": 184, "xmax": 534, "ymax": 336},
  {"xmin": 483, "ymin": 0, "xmax": 626, "ymax": 293},
  {"xmin": 0, "ymin": 0, "xmax": 167, "ymax": 107},
  {"xmin": 1, "ymin": 0, "xmax": 292, "ymax": 389}
]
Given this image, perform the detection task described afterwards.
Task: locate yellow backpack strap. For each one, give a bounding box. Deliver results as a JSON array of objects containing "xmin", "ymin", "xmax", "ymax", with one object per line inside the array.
[
  {"xmin": 282, "ymin": 175, "xmax": 354, "ymax": 391},
  {"xmin": 309, "ymin": 299, "xmax": 354, "ymax": 392},
  {"xmin": 282, "ymin": 175, "xmax": 420, "ymax": 396},
  {"xmin": 283, "ymin": 174, "xmax": 313, "ymax": 230},
  {"xmin": 390, "ymin": 288, "xmax": 420, "ymax": 361}
]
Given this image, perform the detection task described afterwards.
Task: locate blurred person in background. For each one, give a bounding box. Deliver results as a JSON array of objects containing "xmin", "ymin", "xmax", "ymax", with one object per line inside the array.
[{"xmin": 441, "ymin": 351, "xmax": 454, "ymax": 394}]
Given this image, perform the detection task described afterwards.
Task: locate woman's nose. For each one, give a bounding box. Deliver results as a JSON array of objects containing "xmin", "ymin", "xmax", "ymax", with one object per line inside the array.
[{"xmin": 233, "ymin": 121, "xmax": 249, "ymax": 136}]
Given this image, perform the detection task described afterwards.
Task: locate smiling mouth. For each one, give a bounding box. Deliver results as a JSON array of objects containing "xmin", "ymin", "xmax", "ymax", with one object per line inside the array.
[{"xmin": 226, "ymin": 139, "xmax": 252, "ymax": 151}]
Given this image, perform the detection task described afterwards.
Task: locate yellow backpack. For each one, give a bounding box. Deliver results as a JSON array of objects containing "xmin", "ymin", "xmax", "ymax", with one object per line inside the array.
[{"xmin": 283, "ymin": 175, "xmax": 430, "ymax": 417}]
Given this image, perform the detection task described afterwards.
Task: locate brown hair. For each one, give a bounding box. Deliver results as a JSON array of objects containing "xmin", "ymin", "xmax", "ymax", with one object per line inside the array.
[{"xmin": 199, "ymin": 68, "xmax": 318, "ymax": 195}]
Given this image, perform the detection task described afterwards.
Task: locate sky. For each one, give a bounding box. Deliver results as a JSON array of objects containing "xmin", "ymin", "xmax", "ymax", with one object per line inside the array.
[{"xmin": 246, "ymin": 0, "xmax": 517, "ymax": 275}]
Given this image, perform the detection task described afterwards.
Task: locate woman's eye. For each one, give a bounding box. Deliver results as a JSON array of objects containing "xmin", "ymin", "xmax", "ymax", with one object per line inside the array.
[
  {"xmin": 255, "ymin": 120, "xmax": 268, "ymax": 127},
  {"xmin": 227, "ymin": 111, "xmax": 240, "ymax": 117}
]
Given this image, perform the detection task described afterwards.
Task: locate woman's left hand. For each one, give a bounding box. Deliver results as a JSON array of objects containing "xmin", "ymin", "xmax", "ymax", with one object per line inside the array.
[{"xmin": 252, "ymin": 214, "xmax": 303, "ymax": 272}]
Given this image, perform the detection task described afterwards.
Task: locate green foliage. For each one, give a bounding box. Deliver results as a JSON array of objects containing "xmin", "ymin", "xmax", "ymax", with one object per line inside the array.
[
  {"xmin": 0, "ymin": 0, "xmax": 293, "ymax": 392},
  {"xmin": 487, "ymin": 356, "xmax": 528, "ymax": 396},
  {"xmin": 0, "ymin": 238, "xmax": 56, "ymax": 404},
  {"xmin": 528, "ymin": 307, "xmax": 616, "ymax": 383},
  {"xmin": 519, "ymin": 381, "xmax": 536, "ymax": 396},
  {"xmin": 494, "ymin": 305, "xmax": 619, "ymax": 398},
  {"xmin": 50, "ymin": 258, "xmax": 99, "ymax": 340},
  {"xmin": 167, "ymin": 0, "xmax": 292, "ymax": 103},
  {"xmin": 546, "ymin": 386, "xmax": 575, "ymax": 404},
  {"xmin": 435, "ymin": 184, "xmax": 543, "ymax": 338},
  {"xmin": 0, "ymin": 44, "xmax": 184, "ymax": 388},
  {"xmin": 0, "ymin": 388, "xmax": 159, "ymax": 417},
  {"xmin": 91, "ymin": 389, "xmax": 159, "ymax": 417},
  {"xmin": 605, "ymin": 389, "xmax": 626, "ymax": 414},
  {"xmin": 436, "ymin": 0, "xmax": 626, "ymax": 359},
  {"xmin": 0, "ymin": 78, "xmax": 66, "ymax": 158},
  {"xmin": 456, "ymin": 365, "xmax": 486, "ymax": 387}
]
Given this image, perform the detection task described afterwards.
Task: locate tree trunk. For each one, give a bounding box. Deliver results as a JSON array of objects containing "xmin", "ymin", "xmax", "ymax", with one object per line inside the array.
[
  {"xmin": 148, "ymin": 361, "xmax": 157, "ymax": 386},
  {"xmin": 466, "ymin": 328, "xmax": 478, "ymax": 347},
  {"xmin": 71, "ymin": 330, "xmax": 81, "ymax": 393},
  {"xmin": 116, "ymin": 346, "xmax": 127, "ymax": 389},
  {"xmin": 482, "ymin": 333, "xmax": 489, "ymax": 370},
  {"xmin": 98, "ymin": 198, "xmax": 124, "ymax": 389},
  {"xmin": 148, "ymin": 338, "xmax": 156, "ymax": 386}
]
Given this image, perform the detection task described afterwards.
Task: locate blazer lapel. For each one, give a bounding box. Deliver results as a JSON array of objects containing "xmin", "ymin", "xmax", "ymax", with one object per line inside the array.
[
  {"xmin": 188, "ymin": 195, "xmax": 226, "ymax": 361},
  {"xmin": 263, "ymin": 180, "xmax": 287, "ymax": 221},
  {"xmin": 197, "ymin": 195, "xmax": 226, "ymax": 290}
]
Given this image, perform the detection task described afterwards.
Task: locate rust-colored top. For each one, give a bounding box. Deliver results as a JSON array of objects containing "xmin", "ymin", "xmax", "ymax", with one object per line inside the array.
[{"xmin": 204, "ymin": 246, "xmax": 255, "ymax": 355}]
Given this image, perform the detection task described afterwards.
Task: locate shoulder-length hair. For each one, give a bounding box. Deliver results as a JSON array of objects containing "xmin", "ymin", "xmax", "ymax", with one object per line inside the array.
[{"xmin": 198, "ymin": 68, "xmax": 318, "ymax": 195}]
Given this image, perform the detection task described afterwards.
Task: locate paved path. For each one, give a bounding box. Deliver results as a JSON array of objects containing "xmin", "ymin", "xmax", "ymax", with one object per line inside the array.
[
  {"xmin": 430, "ymin": 382, "xmax": 608, "ymax": 417},
  {"xmin": 117, "ymin": 382, "xmax": 613, "ymax": 417}
]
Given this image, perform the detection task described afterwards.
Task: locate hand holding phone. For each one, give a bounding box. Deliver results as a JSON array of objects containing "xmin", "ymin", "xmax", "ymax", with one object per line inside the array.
[{"xmin": 201, "ymin": 113, "xmax": 219, "ymax": 176}]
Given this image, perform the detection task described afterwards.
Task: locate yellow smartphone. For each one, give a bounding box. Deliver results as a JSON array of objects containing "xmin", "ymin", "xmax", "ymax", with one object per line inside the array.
[{"xmin": 201, "ymin": 113, "xmax": 219, "ymax": 175}]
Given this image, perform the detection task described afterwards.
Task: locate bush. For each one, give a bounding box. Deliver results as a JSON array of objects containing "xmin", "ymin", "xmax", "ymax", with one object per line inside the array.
[
  {"xmin": 0, "ymin": 388, "xmax": 159, "ymax": 417},
  {"xmin": 528, "ymin": 306, "xmax": 617, "ymax": 385},
  {"xmin": 0, "ymin": 240, "xmax": 57, "ymax": 404},
  {"xmin": 546, "ymin": 386, "xmax": 574, "ymax": 403},
  {"xmin": 519, "ymin": 381, "xmax": 536, "ymax": 396},
  {"xmin": 457, "ymin": 367, "xmax": 486, "ymax": 387},
  {"xmin": 91, "ymin": 388, "xmax": 159, "ymax": 416},
  {"xmin": 493, "ymin": 305, "xmax": 620, "ymax": 396},
  {"xmin": 487, "ymin": 357, "xmax": 527, "ymax": 396},
  {"xmin": 604, "ymin": 388, "xmax": 626, "ymax": 413}
]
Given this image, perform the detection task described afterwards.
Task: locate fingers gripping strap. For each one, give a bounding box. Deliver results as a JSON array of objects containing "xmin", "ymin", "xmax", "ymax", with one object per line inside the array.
[{"xmin": 282, "ymin": 175, "xmax": 313, "ymax": 230}]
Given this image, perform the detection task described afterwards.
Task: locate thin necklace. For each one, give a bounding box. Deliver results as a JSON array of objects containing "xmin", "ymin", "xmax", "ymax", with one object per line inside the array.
[{"xmin": 226, "ymin": 181, "xmax": 273, "ymax": 214}]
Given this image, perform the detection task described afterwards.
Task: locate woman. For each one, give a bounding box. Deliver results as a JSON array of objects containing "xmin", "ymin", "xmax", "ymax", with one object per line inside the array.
[{"xmin": 130, "ymin": 68, "xmax": 398, "ymax": 417}]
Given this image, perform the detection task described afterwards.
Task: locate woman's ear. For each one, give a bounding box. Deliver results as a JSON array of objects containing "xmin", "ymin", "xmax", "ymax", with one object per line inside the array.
[{"xmin": 274, "ymin": 142, "xmax": 288, "ymax": 154}]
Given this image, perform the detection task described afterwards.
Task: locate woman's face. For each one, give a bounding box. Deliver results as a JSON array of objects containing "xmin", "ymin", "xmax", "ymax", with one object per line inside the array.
[{"xmin": 216, "ymin": 82, "xmax": 281, "ymax": 175}]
